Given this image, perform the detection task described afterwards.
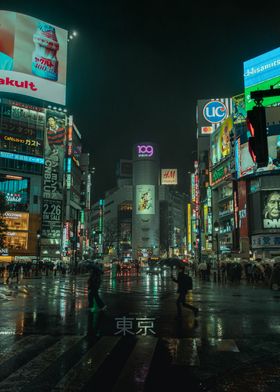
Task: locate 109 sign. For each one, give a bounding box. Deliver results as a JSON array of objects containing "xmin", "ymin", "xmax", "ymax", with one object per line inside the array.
[{"xmin": 137, "ymin": 144, "xmax": 154, "ymax": 157}]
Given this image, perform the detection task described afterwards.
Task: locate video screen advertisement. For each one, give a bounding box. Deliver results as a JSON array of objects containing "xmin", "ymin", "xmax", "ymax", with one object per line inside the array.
[
  {"xmin": 244, "ymin": 47, "xmax": 280, "ymax": 110},
  {"xmin": 0, "ymin": 10, "xmax": 68, "ymax": 105},
  {"xmin": 236, "ymin": 125, "xmax": 280, "ymax": 178}
]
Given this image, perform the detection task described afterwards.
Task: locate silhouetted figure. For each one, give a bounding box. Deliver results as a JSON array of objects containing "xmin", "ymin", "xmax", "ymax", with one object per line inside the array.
[
  {"xmin": 87, "ymin": 265, "xmax": 106, "ymax": 311},
  {"xmin": 172, "ymin": 266, "xmax": 199, "ymax": 319}
]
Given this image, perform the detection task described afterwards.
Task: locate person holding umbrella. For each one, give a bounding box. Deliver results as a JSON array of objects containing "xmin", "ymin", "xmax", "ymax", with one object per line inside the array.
[
  {"xmin": 172, "ymin": 265, "xmax": 199, "ymax": 319},
  {"xmin": 87, "ymin": 263, "xmax": 107, "ymax": 312}
]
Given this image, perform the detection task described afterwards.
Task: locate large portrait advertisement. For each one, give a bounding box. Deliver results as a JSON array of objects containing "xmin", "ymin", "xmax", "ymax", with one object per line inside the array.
[
  {"xmin": 41, "ymin": 109, "xmax": 66, "ymax": 244},
  {"xmin": 262, "ymin": 191, "xmax": 280, "ymax": 229},
  {"xmin": 0, "ymin": 10, "xmax": 68, "ymax": 105},
  {"xmin": 136, "ymin": 185, "xmax": 155, "ymax": 215}
]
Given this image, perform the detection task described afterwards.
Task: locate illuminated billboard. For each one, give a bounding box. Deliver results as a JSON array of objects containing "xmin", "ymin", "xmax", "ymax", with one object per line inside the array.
[
  {"xmin": 236, "ymin": 135, "xmax": 280, "ymax": 178},
  {"xmin": 262, "ymin": 191, "xmax": 280, "ymax": 229},
  {"xmin": 196, "ymin": 98, "xmax": 232, "ymax": 136},
  {"xmin": 232, "ymin": 94, "xmax": 247, "ymax": 124},
  {"xmin": 244, "ymin": 47, "xmax": 280, "ymax": 110},
  {"xmin": 211, "ymin": 116, "xmax": 233, "ymax": 165},
  {"xmin": 0, "ymin": 174, "xmax": 29, "ymax": 210},
  {"xmin": 41, "ymin": 109, "xmax": 66, "ymax": 252},
  {"xmin": 0, "ymin": 11, "xmax": 68, "ymax": 105},
  {"xmin": 136, "ymin": 185, "xmax": 155, "ymax": 215},
  {"xmin": 161, "ymin": 169, "xmax": 178, "ymax": 185}
]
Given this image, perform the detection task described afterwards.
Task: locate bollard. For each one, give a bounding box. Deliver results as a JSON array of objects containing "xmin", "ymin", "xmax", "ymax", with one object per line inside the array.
[{"xmin": 213, "ymin": 271, "xmax": 217, "ymax": 282}]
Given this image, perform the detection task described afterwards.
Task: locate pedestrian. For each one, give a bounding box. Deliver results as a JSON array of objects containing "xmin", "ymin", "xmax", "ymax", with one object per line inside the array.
[
  {"xmin": 87, "ymin": 265, "xmax": 107, "ymax": 312},
  {"xmin": 172, "ymin": 265, "xmax": 199, "ymax": 319}
]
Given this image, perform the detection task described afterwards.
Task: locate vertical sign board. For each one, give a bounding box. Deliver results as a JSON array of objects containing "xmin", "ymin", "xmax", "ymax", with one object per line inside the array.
[{"xmin": 41, "ymin": 109, "xmax": 66, "ymax": 256}]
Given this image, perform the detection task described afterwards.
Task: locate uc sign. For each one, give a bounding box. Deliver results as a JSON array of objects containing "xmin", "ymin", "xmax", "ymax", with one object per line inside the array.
[
  {"xmin": 137, "ymin": 144, "xmax": 154, "ymax": 157},
  {"xmin": 203, "ymin": 100, "xmax": 227, "ymax": 124}
]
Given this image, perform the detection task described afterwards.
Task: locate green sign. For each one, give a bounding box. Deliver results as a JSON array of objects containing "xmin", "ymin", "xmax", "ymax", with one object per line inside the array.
[
  {"xmin": 211, "ymin": 161, "xmax": 231, "ymax": 185},
  {"xmin": 245, "ymin": 76, "xmax": 280, "ymax": 110}
]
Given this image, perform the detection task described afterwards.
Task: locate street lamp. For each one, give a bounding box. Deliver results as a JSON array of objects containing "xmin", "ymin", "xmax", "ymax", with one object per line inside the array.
[
  {"xmin": 214, "ymin": 221, "xmax": 220, "ymax": 282},
  {"xmin": 36, "ymin": 230, "xmax": 41, "ymax": 263}
]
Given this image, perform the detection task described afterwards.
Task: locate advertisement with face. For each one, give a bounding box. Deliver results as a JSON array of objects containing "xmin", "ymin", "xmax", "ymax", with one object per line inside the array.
[
  {"xmin": 136, "ymin": 185, "xmax": 155, "ymax": 215},
  {"xmin": 42, "ymin": 109, "xmax": 66, "ymax": 244},
  {"xmin": 0, "ymin": 10, "xmax": 68, "ymax": 105},
  {"xmin": 263, "ymin": 191, "xmax": 280, "ymax": 229},
  {"xmin": 211, "ymin": 116, "xmax": 233, "ymax": 165}
]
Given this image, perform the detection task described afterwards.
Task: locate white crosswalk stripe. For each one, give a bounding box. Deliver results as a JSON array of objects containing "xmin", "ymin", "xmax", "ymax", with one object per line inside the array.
[{"xmin": 0, "ymin": 334, "xmax": 241, "ymax": 390}]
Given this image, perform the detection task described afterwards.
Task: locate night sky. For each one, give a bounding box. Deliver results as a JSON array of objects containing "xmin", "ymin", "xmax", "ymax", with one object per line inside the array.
[{"xmin": 2, "ymin": 1, "xmax": 280, "ymax": 200}]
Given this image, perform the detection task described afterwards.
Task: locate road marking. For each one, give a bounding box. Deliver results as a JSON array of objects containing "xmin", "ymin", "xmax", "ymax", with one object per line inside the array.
[
  {"xmin": 112, "ymin": 336, "xmax": 158, "ymax": 392},
  {"xmin": 0, "ymin": 336, "xmax": 81, "ymax": 392},
  {"xmin": 52, "ymin": 336, "xmax": 121, "ymax": 391}
]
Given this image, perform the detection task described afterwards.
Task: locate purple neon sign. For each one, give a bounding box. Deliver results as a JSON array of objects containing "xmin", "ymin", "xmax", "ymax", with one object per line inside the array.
[{"xmin": 137, "ymin": 144, "xmax": 154, "ymax": 157}]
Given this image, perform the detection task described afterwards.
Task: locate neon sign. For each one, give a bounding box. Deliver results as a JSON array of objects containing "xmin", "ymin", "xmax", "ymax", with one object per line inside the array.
[
  {"xmin": 137, "ymin": 144, "xmax": 154, "ymax": 157},
  {"xmin": 0, "ymin": 151, "xmax": 44, "ymax": 164}
]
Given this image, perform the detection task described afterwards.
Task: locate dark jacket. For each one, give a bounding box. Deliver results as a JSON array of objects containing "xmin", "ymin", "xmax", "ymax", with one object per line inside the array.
[
  {"xmin": 88, "ymin": 267, "xmax": 102, "ymax": 290},
  {"xmin": 172, "ymin": 272, "xmax": 192, "ymax": 293}
]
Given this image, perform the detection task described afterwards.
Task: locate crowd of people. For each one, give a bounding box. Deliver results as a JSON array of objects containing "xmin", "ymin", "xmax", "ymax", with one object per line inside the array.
[
  {"xmin": 0, "ymin": 261, "xmax": 70, "ymax": 284},
  {"xmin": 195, "ymin": 255, "xmax": 280, "ymax": 289}
]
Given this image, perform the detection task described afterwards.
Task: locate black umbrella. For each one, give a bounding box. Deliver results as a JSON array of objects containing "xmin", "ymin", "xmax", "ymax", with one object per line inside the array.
[{"xmin": 160, "ymin": 258, "xmax": 185, "ymax": 267}]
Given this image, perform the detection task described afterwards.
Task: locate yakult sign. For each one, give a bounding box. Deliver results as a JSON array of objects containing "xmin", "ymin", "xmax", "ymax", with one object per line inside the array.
[
  {"xmin": 137, "ymin": 144, "xmax": 154, "ymax": 158},
  {"xmin": 0, "ymin": 11, "xmax": 68, "ymax": 105}
]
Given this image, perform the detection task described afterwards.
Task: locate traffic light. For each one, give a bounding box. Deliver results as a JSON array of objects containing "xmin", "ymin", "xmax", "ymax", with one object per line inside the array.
[{"xmin": 246, "ymin": 106, "xmax": 268, "ymax": 167}]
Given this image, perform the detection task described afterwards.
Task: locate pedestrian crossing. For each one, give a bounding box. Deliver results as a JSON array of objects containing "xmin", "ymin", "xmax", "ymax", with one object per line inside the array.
[{"xmin": 0, "ymin": 333, "xmax": 244, "ymax": 391}]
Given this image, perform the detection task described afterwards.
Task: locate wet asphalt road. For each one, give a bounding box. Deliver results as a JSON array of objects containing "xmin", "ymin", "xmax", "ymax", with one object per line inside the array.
[{"xmin": 0, "ymin": 271, "xmax": 280, "ymax": 391}]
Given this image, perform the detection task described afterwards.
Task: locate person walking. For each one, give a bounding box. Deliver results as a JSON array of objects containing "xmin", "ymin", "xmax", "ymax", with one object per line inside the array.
[
  {"xmin": 172, "ymin": 265, "xmax": 199, "ymax": 319},
  {"xmin": 87, "ymin": 264, "xmax": 107, "ymax": 312}
]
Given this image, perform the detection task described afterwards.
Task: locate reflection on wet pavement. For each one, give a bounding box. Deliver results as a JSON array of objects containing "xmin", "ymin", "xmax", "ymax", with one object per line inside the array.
[{"xmin": 0, "ymin": 272, "xmax": 280, "ymax": 390}]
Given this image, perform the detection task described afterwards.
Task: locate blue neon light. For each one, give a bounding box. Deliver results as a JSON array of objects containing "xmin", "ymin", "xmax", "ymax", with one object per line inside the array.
[
  {"xmin": 244, "ymin": 47, "xmax": 280, "ymax": 88},
  {"xmin": 0, "ymin": 151, "xmax": 44, "ymax": 164}
]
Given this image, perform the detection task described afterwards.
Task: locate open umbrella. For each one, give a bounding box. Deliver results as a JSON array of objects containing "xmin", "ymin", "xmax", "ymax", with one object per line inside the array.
[{"xmin": 160, "ymin": 258, "xmax": 185, "ymax": 267}]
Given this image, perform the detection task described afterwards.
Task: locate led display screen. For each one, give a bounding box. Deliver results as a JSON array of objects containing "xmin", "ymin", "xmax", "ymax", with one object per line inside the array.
[
  {"xmin": 236, "ymin": 134, "xmax": 280, "ymax": 178},
  {"xmin": 0, "ymin": 174, "xmax": 29, "ymax": 210},
  {"xmin": 0, "ymin": 10, "xmax": 68, "ymax": 105},
  {"xmin": 244, "ymin": 47, "xmax": 280, "ymax": 110}
]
